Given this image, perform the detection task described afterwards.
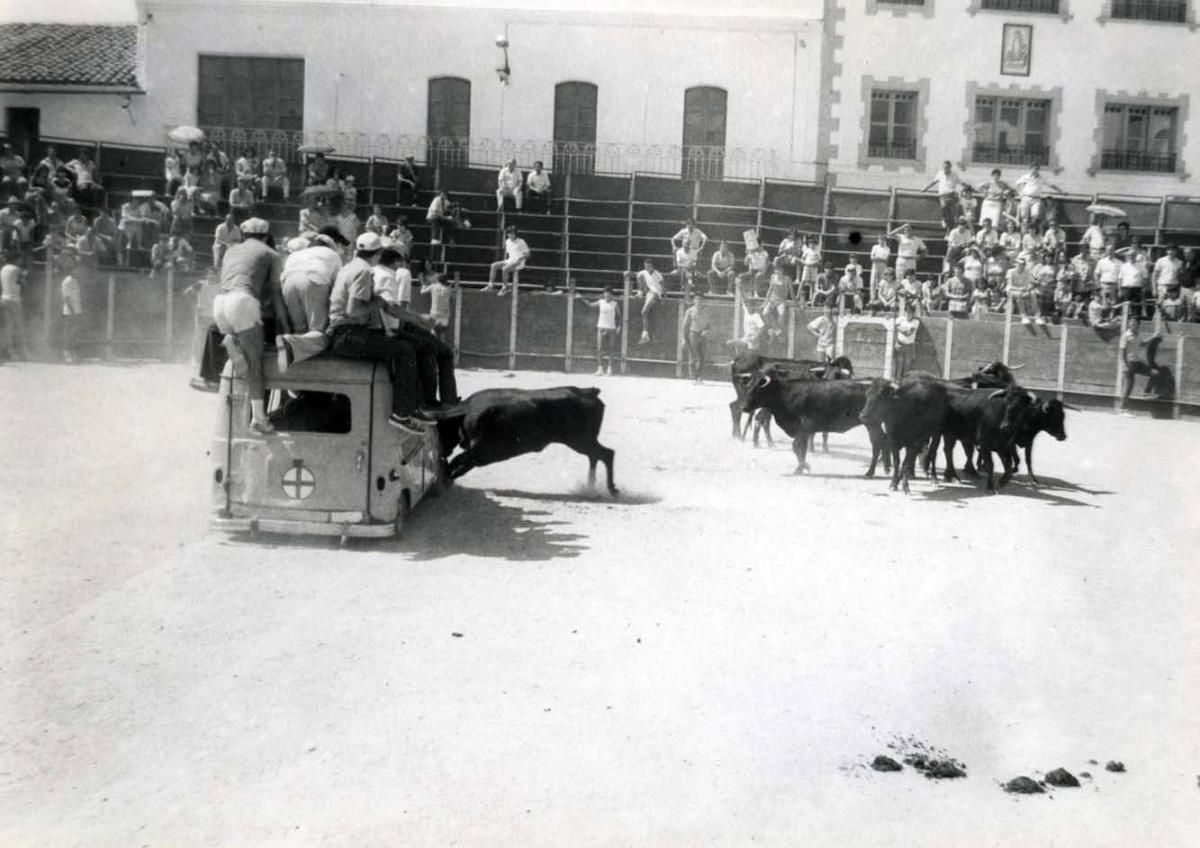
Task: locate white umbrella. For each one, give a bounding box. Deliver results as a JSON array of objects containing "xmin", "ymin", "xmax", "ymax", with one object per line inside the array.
[
  {"xmin": 167, "ymin": 125, "xmax": 205, "ymax": 145},
  {"xmin": 297, "ymin": 143, "xmax": 336, "ymax": 154},
  {"xmin": 1085, "ymin": 203, "xmax": 1126, "ymax": 219}
]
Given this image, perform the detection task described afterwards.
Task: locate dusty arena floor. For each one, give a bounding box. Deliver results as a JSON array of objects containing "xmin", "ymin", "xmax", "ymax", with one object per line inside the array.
[{"xmin": 2, "ymin": 362, "xmax": 1198, "ymax": 846}]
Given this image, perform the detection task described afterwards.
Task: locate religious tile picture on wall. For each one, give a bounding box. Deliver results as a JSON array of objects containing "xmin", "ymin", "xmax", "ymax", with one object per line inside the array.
[{"xmin": 1001, "ymin": 23, "xmax": 1033, "ymax": 76}]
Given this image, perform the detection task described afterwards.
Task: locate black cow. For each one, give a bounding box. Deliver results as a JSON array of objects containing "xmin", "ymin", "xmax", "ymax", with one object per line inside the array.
[
  {"xmin": 433, "ymin": 387, "xmax": 618, "ymax": 495},
  {"xmin": 1005, "ymin": 396, "xmax": 1071, "ymax": 486},
  {"xmin": 741, "ymin": 366, "xmax": 889, "ymax": 476},
  {"xmin": 730, "ymin": 353, "xmax": 854, "ymax": 446},
  {"xmin": 928, "ymin": 384, "xmax": 1038, "ymax": 492},
  {"xmin": 860, "ymin": 376, "xmax": 950, "ymax": 493},
  {"xmin": 948, "ymin": 361, "xmax": 1022, "ymax": 390}
]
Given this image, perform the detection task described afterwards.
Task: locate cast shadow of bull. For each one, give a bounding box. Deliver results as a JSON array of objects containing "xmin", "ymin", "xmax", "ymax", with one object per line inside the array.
[{"xmin": 914, "ymin": 474, "xmax": 1112, "ymax": 508}]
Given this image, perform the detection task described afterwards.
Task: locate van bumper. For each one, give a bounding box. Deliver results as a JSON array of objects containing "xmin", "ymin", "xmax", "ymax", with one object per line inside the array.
[{"xmin": 211, "ymin": 515, "xmax": 395, "ymax": 538}]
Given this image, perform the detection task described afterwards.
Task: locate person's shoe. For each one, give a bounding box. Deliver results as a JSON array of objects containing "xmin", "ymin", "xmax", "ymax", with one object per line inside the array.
[
  {"xmin": 605, "ymin": 366, "xmax": 613, "ymax": 376},
  {"xmin": 481, "ymin": 284, "xmax": 495, "ymax": 292},
  {"xmin": 189, "ymin": 376, "xmax": 218, "ymax": 392},
  {"xmin": 639, "ymin": 331, "xmax": 650, "ymax": 344},
  {"xmin": 1035, "ymin": 316, "xmax": 1047, "ymax": 325},
  {"xmin": 1021, "ymin": 316, "xmax": 1032, "ymax": 325},
  {"xmin": 594, "ymin": 367, "xmax": 604, "ymax": 376},
  {"xmin": 250, "ymin": 419, "xmax": 275, "ymax": 435},
  {"xmin": 497, "ymin": 286, "xmax": 510, "ymax": 297},
  {"xmin": 275, "ymin": 336, "xmax": 293, "ymax": 373},
  {"xmin": 430, "ymin": 237, "xmax": 442, "ymax": 246}
]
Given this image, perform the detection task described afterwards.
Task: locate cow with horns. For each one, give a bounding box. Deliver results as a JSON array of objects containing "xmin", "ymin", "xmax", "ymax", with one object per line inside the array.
[{"xmin": 729, "ymin": 352, "xmax": 855, "ymax": 447}]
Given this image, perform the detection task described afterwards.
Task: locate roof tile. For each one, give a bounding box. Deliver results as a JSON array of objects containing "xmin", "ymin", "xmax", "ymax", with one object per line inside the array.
[{"xmin": 0, "ymin": 24, "xmax": 139, "ymax": 89}]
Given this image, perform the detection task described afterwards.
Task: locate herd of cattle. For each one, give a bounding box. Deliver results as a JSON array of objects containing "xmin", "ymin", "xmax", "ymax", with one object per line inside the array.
[
  {"xmin": 423, "ymin": 353, "xmax": 1070, "ymax": 499},
  {"xmin": 730, "ymin": 352, "xmax": 1072, "ymax": 494}
]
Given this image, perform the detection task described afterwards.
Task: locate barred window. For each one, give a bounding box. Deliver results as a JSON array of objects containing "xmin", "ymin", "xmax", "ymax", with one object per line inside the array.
[
  {"xmin": 868, "ymin": 90, "xmax": 918, "ymax": 160},
  {"xmin": 427, "ymin": 76, "xmax": 471, "ymax": 168},
  {"xmin": 198, "ymin": 56, "xmax": 304, "ymax": 131},
  {"xmin": 981, "ymin": 0, "xmax": 1061, "ymax": 12},
  {"xmin": 1101, "ymin": 103, "xmax": 1178, "ymax": 172},
  {"xmin": 1109, "ymin": 0, "xmax": 1188, "ymax": 23},
  {"xmin": 972, "ymin": 96, "xmax": 1051, "ymax": 166},
  {"xmin": 553, "ymin": 81, "xmax": 598, "ymax": 176},
  {"xmin": 682, "ymin": 86, "xmax": 727, "ymax": 180}
]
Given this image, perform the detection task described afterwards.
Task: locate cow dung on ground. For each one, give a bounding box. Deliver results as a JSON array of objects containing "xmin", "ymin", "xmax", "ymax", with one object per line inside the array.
[
  {"xmin": 1045, "ymin": 768, "xmax": 1080, "ymax": 788},
  {"xmin": 1003, "ymin": 776, "xmax": 1045, "ymax": 794},
  {"xmin": 1106, "ymin": 760, "xmax": 1126, "ymax": 773},
  {"xmin": 902, "ymin": 753, "xmax": 967, "ymax": 779},
  {"xmin": 870, "ymin": 755, "xmax": 902, "ymax": 772}
]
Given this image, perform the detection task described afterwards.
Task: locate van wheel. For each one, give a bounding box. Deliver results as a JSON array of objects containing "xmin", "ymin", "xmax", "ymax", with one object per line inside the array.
[
  {"xmin": 430, "ymin": 461, "xmax": 452, "ymax": 497},
  {"xmin": 394, "ymin": 491, "xmax": 412, "ymax": 537}
]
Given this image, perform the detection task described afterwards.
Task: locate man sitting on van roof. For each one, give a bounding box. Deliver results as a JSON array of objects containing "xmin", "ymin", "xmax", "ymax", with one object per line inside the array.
[
  {"xmin": 276, "ymin": 229, "xmax": 344, "ymax": 370},
  {"xmin": 324, "ymin": 232, "xmax": 456, "ymax": 428}
]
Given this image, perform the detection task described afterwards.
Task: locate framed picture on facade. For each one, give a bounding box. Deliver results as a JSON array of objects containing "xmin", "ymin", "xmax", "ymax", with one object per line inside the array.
[{"xmin": 1000, "ymin": 23, "xmax": 1033, "ymax": 77}]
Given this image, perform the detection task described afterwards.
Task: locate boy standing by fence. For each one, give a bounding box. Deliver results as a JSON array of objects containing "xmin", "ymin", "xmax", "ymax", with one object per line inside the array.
[
  {"xmin": 421, "ymin": 271, "xmax": 453, "ymax": 344},
  {"xmin": 681, "ymin": 292, "xmax": 712, "ymax": 383},
  {"xmin": 577, "ymin": 287, "xmax": 622, "ymax": 376},
  {"xmin": 60, "ymin": 260, "xmax": 83, "ymax": 363}
]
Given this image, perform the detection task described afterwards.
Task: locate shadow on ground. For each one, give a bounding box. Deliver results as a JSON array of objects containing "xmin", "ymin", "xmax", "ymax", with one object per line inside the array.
[{"xmin": 915, "ymin": 475, "xmax": 1106, "ymax": 508}]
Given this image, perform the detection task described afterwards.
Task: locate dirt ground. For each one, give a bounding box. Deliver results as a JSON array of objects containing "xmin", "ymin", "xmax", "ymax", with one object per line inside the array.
[{"xmin": 2, "ymin": 362, "xmax": 1199, "ymax": 846}]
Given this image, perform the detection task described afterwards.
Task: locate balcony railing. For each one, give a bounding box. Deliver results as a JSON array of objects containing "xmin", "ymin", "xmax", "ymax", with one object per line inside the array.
[
  {"xmin": 877, "ymin": 0, "xmax": 926, "ymax": 5},
  {"xmin": 867, "ymin": 141, "xmax": 917, "ymax": 160},
  {"xmin": 972, "ymin": 143, "xmax": 1050, "ymax": 166},
  {"xmin": 1100, "ymin": 149, "xmax": 1178, "ymax": 173},
  {"xmin": 193, "ymin": 127, "xmax": 780, "ymax": 180},
  {"xmin": 981, "ymin": 0, "xmax": 1061, "ymax": 12},
  {"xmin": 1110, "ymin": 0, "xmax": 1188, "ymax": 22}
]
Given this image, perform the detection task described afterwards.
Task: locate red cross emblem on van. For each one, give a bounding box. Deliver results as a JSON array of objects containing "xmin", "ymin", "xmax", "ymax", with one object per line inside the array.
[{"xmin": 282, "ymin": 459, "xmax": 316, "ymax": 500}]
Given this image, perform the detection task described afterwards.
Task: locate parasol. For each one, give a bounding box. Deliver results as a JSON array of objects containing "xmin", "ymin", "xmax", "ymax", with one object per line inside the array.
[
  {"xmin": 301, "ymin": 184, "xmax": 344, "ymax": 201},
  {"xmin": 167, "ymin": 125, "xmax": 206, "ymax": 145},
  {"xmin": 297, "ymin": 143, "xmax": 336, "ymax": 155},
  {"xmin": 1085, "ymin": 203, "xmax": 1126, "ymax": 219},
  {"xmin": 131, "ymin": 189, "xmax": 156, "ymax": 198}
]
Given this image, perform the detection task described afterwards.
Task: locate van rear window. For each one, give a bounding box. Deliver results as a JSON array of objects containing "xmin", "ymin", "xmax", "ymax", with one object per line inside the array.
[{"xmin": 267, "ymin": 391, "xmax": 352, "ymax": 434}]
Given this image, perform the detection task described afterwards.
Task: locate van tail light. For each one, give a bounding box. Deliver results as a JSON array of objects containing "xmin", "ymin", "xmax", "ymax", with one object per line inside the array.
[{"xmin": 355, "ymin": 448, "xmax": 366, "ymax": 472}]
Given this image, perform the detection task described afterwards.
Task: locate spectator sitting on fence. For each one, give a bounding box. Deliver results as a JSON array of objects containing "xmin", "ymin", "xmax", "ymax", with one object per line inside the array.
[
  {"xmin": 958, "ymin": 184, "xmax": 977, "ymax": 226},
  {"xmin": 496, "ymin": 159, "xmax": 524, "ymax": 212},
  {"xmin": 969, "ymin": 277, "xmax": 990, "ymax": 319},
  {"xmin": 307, "ymin": 152, "xmax": 329, "ymax": 187},
  {"xmin": 763, "ymin": 263, "xmax": 789, "ymax": 323},
  {"xmin": 206, "ymin": 143, "xmax": 232, "ymax": 198},
  {"xmin": 1014, "ymin": 162, "xmax": 1062, "ymax": 225},
  {"xmin": 49, "ymin": 167, "xmax": 75, "ymax": 206},
  {"xmin": 150, "ymin": 233, "xmax": 171, "ymax": 278},
  {"xmin": 740, "ymin": 240, "xmax": 770, "ymax": 299},
  {"xmin": 1158, "ymin": 288, "xmax": 1184, "ymax": 322},
  {"xmin": 708, "ymin": 240, "xmax": 736, "ymax": 296},
  {"xmin": 1153, "ymin": 246, "xmax": 1182, "ymax": 310},
  {"xmin": 485, "ymin": 224, "xmax": 530, "ymax": 296},
  {"xmin": 396, "ymin": 155, "xmax": 419, "ymax": 207},
  {"xmin": 1117, "ymin": 247, "xmax": 1145, "ymax": 314},
  {"xmin": 525, "ymin": 161, "xmax": 551, "ymax": 213},
  {"xmin": 897, "ymin": 267, "xmax": 921, "ymax": 309},
  {"xmin": 998, "ymin": 217, "xmax": 1021, "ymax": 264},
  {"xmin": 0, "ymin": 144, "xmax": 26, "ymax": 196},
  {"xmin": 635, "ymin": 259, "xmax": 665, "ymax": 344},
  {"xmin": 213, "ymin": 211, "xmax": 242, "ymax": 270},
  {"xmin": 671, "ymin": 218, "xmax": 708, "ymax": 272},
  {"xmin": 984, "ymin": 245, "xmax": 1006, "ymax": 292},
  {"xmin": 64, "ymin": 203, "xmax": 88, "ymax": 240},
  {"xmin": 261, "ymin": 150, "xmax": 289, "ymax": 200},
  {"xmin": 975, "ymin": 217, "xmax": 999, "ymax": 255},
  {"xmin": 33, "ymin": 146, "xmax": 62, "ymax": 188},
  {"xmin": 811, "ymin": 260, "xmax": 836, "ymax": 307},
  {"xmin": 164, "ymin": 148, "xmax": 183, "ymax": 197},
  {"xmin": 576, "ymin": 287, "xmax": 622, "ymax": 377},
  {"xmin": 838, "ymin": 262, "xmax": 865, "ymax": 314},
  {"xmin": 387, "ymin": 216, "xmax": 413, "ymax": 259},
  {"xmin": 171, "ymin": 187, "xmax": 196, "ymax": 245},
  {"xmin": 867, "ymin": 267, "xmax": 898, "ymax": 315},
  {"xmin": 228, "ymin": 178, "xmax": 257, "ymax": 222},
  {"xmin": 365, "ymin": 204, "xmax": 389, "ymax": 236},
  {"xmin": 234, "ymin": 150, "xmax": 259, "ymax": 194},
  {"xmin": 673, "ymin": 245, "xmax": 697, "ymax": 294},
  {"xmin": 342, "ymin": 174, "xmax": 358, "ymax": 209},
  {"xmin": 1006, "ymin": 255, "xmax": 1041, "ymax": 324},
  {"xmin": 960, "ymin": 245, "xmax": 984, "ymax": 292},
  {"xmin": 1054, "ymin": 270, "xmax": 1076, "ymax": 321},
  {"xmin": 1034, "ymin": 250, "xmax": 1057, "ymax": 322},
  {"xmin": 1085, "ymin": 290, "xmax": 1118, "ymax": 329}
]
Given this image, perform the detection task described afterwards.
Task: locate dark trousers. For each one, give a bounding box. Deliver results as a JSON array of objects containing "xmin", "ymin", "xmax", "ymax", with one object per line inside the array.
[
  {"xmin": 392, "ymin": 321, "xmax": 458, "ymax": 405},
  {"xmin": 198, "ymin": 323, "xmax": 229, "ymax": 383},
  {"xmin": 327, "ymin": 324, "xmax": 421, "ymax": 416},
  {"xmin": 526, "ymin": 190, "xmax": 550, "ymax": 213}
]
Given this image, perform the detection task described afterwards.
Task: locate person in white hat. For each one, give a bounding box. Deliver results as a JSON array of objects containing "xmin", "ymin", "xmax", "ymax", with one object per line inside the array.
[
  {"xmin": 212, "ymin": 217, "xmax": 286, "ymax": 433},
  {"xmin": 324, "ymin": 232, "xmax": 441, "ymax": 428},
  {"xmin": 275, "ymin": 232, "xmax": 343, "ymax": 370}
]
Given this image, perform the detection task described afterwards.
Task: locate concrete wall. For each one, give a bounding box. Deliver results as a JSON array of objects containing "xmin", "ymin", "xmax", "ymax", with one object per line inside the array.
[{"xmin": 828, "ymin": 0, "xmax": 1200, "ymax": 196}]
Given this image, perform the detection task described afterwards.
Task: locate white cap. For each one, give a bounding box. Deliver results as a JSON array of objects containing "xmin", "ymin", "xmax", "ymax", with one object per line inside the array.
[
  {"xmin": 286, "ymin": 236, "xmax": 309, "ymax": 252},
  {"xmin": 356, "ymin": 232, "xmax": 383, "ymax": 252},
  {"xmin": 240, "ymin": 217, "xmax": 269, "ymax": 235}
]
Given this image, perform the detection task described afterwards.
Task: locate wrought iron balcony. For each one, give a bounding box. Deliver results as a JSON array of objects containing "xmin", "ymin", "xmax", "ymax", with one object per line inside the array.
[
  {"xmin": 1100, "ymin": 149, "xmax": 1177, "ymax": 173},
  {"xmin": 1110, "ymin": 0, "xmax": 1188, "ymax": 22},
  {"xmin": 981, "ymin": 0, "xmax": 1061, "ymax": 12},
  {"xmin": 972, "ymin": 143, "xmax": 1050, "ymax": 166},
  {"xmin": 867, "ymin": 141, "xmax": 918, "ymax": 160}
]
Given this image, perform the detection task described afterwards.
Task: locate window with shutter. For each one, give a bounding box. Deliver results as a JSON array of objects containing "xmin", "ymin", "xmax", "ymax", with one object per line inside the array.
[
  {"xmin": 682, "ymin": 86, "xmax": 727, "ymax": 180},
  {"xmin": 553, "ymin": 81, "xmax": 598, "ymax": 175},
  {"xmin": 196, "ymin": 55, "xmax": 304, "ymax": 132},
  {"xmin": 427, "ymin": 77, "xmax": 471, "ymax": 169}
]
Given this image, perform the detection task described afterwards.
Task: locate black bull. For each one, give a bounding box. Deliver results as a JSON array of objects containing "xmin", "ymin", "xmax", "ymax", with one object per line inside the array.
[
  {"xmin": 432, "ymin": 386, "xmax": 618, "ymax": 495},
  {"xmin": 741, "ymin": 367, "xmax": 890, "ymax": 476},
  {"xmin": 729, "ymin": 353, "xmax": 855, "ymax": 445}
]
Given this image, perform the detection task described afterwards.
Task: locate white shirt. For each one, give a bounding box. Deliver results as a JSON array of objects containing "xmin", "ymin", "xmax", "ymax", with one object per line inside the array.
[
  {"xmin": 672, "ymin": 227, "xmax": 707, "ymax": 257},
  {"xmin": 1119, "ymin": 262, "xmax": 1144, "ymax": 289},
  {"xmin": 807, "ymin": 315, "xmax": 834, "ymax": 349},
  {"xmin": 394, "ymin": 267, "xmax": 413, "ymax": 303},
  {"xmin": 596, "ymin": 299, "xmax": 619, "ymax": 330},
  {"xmin": 498, "ymin": 165, "xmax": 523, "ymax": 192},
  {"xmin": 505, "ymin": 236, "xmax": 530, "ymax": 263},
  {"xmin": 0, "ymin": 263, "xmax": 21, "ymax": 301},
  {"xmin": 896, "ymin": 234, "xmax": 924, "ymax": 259},
  {"xmin": 896, "ymin": 315, "xmax": 919, "ymax": 346},
  {"xmin": 1153, "ymin": 256, "xmax": 1180, "ymax": 290},
  {"xmin": 1016, "ymin": 172, "xmax": 1047, "ymax": 198},
  {"xmin": 1095, "ymin": 256, "xmax": 1120, "ymax": 284},
  {"xmin": 1082, "ymin": 225, "xmax": 1106, "ymax": 253},
  {"xmin": 934, "ymin": 171, "xmax": 961, "ymax": 196},
  {"xmin": 61, "ymin": 275, "xmax": 82, "ymax": 315},
  {"xmin": 637, "ymin": 269, "xmax": 664, "ymax": 296},
  {"xmin": 423, "ymin": 281, "xmax": 452, "ymax": 324},
  {"xmin": 870, "ymin": 244, "xmax": 890, "ymax": 265},
  {"xmin": 527, "ymin": 170, "xmax": 551, "ymax": 193}
]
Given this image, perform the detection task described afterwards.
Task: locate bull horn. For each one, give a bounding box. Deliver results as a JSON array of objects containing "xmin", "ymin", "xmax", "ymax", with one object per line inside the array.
[
  {"xmin": 757, "ymin": 374, "xmax": 772, "ymax": 389},
  {"xmin": 1026, "ymin": 391, "xmax": 1038, "ymax": 402},
  {"xmin": 1008, "ymin": 363, "xmax": 1027, "ymax": 371},
  {"xmin": 987, "ymin": 389, "xmax": 1006, "ymax": 399},
  {"xmin": 735, "ymin": 371, "xmax": 756, "ymax": 379},
  {"xmin": 1062, "ymin": 402, "xmax": 1081, "ymax": 411}
]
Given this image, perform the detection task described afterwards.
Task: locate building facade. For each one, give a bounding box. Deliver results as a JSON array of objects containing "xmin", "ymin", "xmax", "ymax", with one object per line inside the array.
[{"xmin": 1, "ymin": 0, "xmax": 1198, "ymax": 197}]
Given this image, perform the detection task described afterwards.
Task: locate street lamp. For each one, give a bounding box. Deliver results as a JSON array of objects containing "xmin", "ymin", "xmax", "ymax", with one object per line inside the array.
[{"xmin": 495, "ymin": 35, "xmax": 511, "ymax": 86}]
